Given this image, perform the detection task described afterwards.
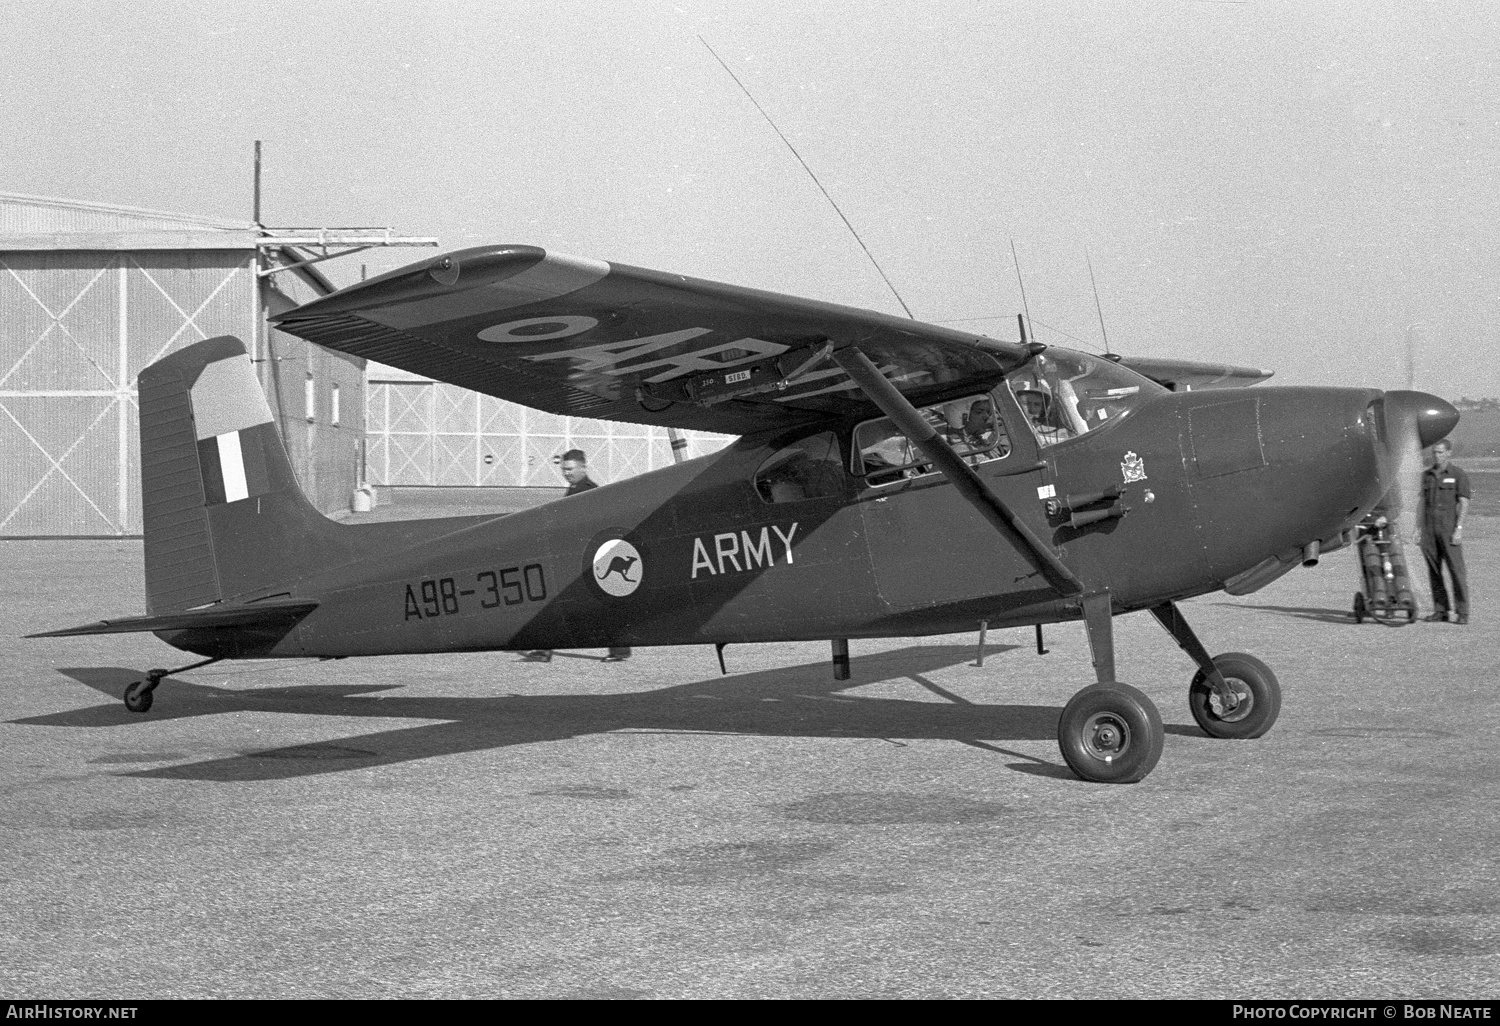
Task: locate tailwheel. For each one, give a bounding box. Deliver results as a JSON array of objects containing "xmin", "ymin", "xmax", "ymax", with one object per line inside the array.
[
  {"xmin": 116, "ymin": 658, "xmax": 218, "ymax": 714},
  {"xmin": 1189, "ymin": 653, "xmax": 1281, "ymax": 740},
  {"xmin": 123, "ymin": 678, "xmax": 155, "ymax": 713},
  {"xmin": 1058, "ymin": 682, "xmax": 1164, "ymax": 784}
]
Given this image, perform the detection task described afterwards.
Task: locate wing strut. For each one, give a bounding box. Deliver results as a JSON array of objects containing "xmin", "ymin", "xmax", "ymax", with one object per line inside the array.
[{"xmin": 830, "ymin": 346, "xmax": 1083, "ymax": 597}]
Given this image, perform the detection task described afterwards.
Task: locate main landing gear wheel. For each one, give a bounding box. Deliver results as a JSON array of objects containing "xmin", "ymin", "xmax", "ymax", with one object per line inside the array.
[
  {"xmin": 1352, "ymin": 592, "xmax": 1367, "ymax": 624},
  {"xmin": 1188, "ymin": 653, "xmax": 1281, "ymax": 740},
  {"xmin": 1058, "ymin": 682, "xmax": 1164, "ymax": 784}
]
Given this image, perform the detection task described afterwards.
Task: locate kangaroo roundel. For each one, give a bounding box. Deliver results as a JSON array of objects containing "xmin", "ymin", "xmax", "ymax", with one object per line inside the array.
[{"xmin": 592, "ymin": 540, "xmax": 643, "ymax": 597}]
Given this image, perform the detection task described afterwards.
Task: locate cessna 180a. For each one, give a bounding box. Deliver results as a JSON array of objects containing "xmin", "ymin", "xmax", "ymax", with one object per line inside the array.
[{"xmin": 33, "ymin": 245, "xmax": 1460, "ymax": 782}]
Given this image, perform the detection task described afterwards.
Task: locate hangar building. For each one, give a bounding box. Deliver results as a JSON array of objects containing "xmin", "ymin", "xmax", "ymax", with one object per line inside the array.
[
  {"xmin": 0, "ymin": 192, "xmax": 378, "ymax": 537},
  {"xmin": 1, "ymin": 192, "xmax": 731, "ymax": 537}
]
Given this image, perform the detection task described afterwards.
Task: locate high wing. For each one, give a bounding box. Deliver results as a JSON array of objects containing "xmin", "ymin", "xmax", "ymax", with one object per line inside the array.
[
  {"xmin": 272, "ymin": 245, "xmax": 1030, "ymax": 436},
  {"xmin": 1111, "ymin": 355, "xmax": 1272, "ymax": 391}
]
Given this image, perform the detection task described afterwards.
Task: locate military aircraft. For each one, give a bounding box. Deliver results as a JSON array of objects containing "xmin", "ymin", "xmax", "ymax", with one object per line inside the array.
[{"xmin": 31, "ymin": 245, "xmax": 1460, "ymax": 782}]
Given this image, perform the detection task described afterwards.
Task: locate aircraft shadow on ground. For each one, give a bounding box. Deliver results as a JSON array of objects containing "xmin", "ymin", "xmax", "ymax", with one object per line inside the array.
[
  {"xmin": 1213, "ymin": 601, "xmax": 1369, "ymax": 627},
  {"xmin": 17, "ymin": 644, "xmax": 1193, "ymax": 783}
]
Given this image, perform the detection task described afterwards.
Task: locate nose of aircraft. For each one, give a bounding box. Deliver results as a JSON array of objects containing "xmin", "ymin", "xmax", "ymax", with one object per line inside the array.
[{"xmin": 1382, "ymin": 390, "xmax": 1460, "ymax": 449}]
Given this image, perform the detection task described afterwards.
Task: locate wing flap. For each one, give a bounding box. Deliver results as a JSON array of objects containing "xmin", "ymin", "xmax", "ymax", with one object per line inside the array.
[{"xmin": 28, "ymin": 599, "xmax": 319, "ymax": 638}]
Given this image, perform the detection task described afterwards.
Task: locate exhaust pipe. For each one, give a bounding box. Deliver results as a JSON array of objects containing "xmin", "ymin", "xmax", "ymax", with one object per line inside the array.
[{"xmin": 1302, "ymin": 541, "xmax": 1320, "ymax": 568}]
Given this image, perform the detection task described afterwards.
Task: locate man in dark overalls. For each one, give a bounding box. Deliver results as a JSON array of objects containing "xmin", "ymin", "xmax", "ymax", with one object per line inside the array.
[
  {"xmin": 1421, "ymin": 439, "xmax": 1471, "ymax": 624},
  {"xmin": 524, "ymin": 450, "xmax": 632, "ymax": 662}
]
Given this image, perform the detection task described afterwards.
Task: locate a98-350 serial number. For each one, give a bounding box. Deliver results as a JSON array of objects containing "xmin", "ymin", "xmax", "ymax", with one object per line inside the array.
[{"xmin": 403, "ymin": 564, "xmax": 546, "ymax": 620}]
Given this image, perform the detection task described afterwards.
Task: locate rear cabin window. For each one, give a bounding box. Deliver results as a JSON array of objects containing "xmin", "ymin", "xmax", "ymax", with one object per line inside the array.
[
  {"xmin": 852, "ymin": 394, "xmax": 1010, "ymax": 487},
  {"xmin": 754, "ymin": 431, "xmax": 846, "ymax": 503}
]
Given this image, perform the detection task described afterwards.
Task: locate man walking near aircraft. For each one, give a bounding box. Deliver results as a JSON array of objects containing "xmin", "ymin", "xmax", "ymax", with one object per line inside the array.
[
  {"xmin": 525, "ymin": 450, "xmax": 632, "ymax": 661},
  {"xmin": 559, "ymin": 448, "xmax": 599, "ymax": 496},
  {"xmin": 1421, "ymin": 439, "xmax": 1470, "ymax": 624}
]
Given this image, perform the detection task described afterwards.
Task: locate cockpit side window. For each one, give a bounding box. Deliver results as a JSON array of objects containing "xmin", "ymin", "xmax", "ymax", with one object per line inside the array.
[
  {"xmin": 852, "ymin": 393, "xmax": 1011, "ymax": 486},
  {"xmin": 1007, "ymin": 350, "xmax": 1165, "ymax": 446},
  {"xmin": 754, "ymin": 430, "xmax": 846, "ymax": 503}
]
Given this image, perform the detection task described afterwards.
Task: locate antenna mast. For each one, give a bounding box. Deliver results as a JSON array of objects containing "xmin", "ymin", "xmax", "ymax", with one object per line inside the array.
[
  {"xmin": 1086, "ymin": 247, "xmax": 1111, "ymax": 354},
  {"xmin": 700, "ymin": 37, "xmax": 915, "ymax": 320},
  {"xmin": 1010, "ymin": 238, "xmax": 1034, "ymax": 343}
]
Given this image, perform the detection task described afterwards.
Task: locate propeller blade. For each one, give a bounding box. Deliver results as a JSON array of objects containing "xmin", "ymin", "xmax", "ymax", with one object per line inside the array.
[{"xmin": 1380, "ymin": 391, "xmax": 1459, "ymax": 544}]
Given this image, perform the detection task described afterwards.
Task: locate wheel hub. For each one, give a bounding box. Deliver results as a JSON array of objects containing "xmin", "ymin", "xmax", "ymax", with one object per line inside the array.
[
  {"xmin": 1208, "ymin": 677, "xmax": 1254, "ymax": 722},
  {"xmin": 1081, "ymin": 711, "xmax": 1131, "ymax": 761}
]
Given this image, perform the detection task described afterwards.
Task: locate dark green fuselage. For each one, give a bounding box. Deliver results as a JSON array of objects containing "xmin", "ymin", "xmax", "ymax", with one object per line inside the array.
[{"xmin": 166, "ymin": 384, "xmax": 1385, "ymax": 660}]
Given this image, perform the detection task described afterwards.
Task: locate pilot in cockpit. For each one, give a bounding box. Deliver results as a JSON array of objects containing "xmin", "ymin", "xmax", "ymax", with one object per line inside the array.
[{"xmin": 1017, "ymin": 388, "xmax": 1067, "ymax": 445}]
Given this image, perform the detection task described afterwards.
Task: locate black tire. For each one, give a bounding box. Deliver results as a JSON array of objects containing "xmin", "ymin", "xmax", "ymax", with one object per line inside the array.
[
  {"xmin": 123, "ymin": 680, "xmax": 153, "ymax": 714},
  {"xmin": 1353, "ymin": 592, "xmax": 1366, "ymax": 624},
  {"xmin": 1189, "ymin": 652, "xmax": 1280, "ymax": 739},
  {"xmin": 1058, "ymin": 682, "xmax": 1164, "ymax": 784}
]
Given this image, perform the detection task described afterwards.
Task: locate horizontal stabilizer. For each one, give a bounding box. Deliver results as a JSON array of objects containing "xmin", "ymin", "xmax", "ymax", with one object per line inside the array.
[{"xmin": 28, "ymin": 599, "xmax": 318, "ymax": 638}]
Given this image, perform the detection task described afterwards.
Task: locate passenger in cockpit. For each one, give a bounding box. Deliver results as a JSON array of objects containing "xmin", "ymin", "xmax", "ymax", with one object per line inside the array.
[{"xmin": 963, "ymin": 399, "xmax": 999, "ymax": 450}]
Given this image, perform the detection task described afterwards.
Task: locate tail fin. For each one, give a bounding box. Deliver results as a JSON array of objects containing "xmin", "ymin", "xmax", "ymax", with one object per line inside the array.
[{"xmin": 139, "ymin": 336, "xmax": 341, "ymax": 613}]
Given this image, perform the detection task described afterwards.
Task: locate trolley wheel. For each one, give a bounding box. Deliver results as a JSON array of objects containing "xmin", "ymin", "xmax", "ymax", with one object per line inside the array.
[
  {"xmin": 1058, "ymin": 682, "xmax": 1164, "ymax": 784},
  {"xmin": 1189, "ymin": 653, "xmax": 1281, "ymax": 740},
  {"xmin": 1352, "ymin": 592, "xmax": 1366, "ymax": 624}
]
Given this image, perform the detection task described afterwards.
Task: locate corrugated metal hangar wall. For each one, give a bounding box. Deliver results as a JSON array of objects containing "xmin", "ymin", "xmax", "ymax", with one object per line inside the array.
[
  {"xmin": 0, "ymin": 193, "xmax": 362, "ymax": 536},
  {"xmin": 264, "ymin": 284, "xmax": 366, "ymax": 513}
]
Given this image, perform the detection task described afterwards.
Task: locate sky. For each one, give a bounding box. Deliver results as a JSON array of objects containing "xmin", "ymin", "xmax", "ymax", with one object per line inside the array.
[{"xmin": 4, "ymin": 0, "xmax": 1498, "ymax": 399}]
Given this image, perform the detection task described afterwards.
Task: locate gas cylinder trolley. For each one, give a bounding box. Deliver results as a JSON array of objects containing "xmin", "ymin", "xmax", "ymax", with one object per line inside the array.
[{"xmin": 1352, "ymin": 509, "xmax": 1417, "ymax": 623}]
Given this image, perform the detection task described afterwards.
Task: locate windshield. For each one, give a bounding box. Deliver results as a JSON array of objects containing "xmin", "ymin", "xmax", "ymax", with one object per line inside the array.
[{"xmin": 1007, "ymin": 349, "xmax": 1165, "ymax": 446}]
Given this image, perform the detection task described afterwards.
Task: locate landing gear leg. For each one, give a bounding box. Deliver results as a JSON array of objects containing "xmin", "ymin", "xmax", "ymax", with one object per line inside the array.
[
  {"xmin": 1057, "ymin": 592, "xmax": 1164, "ymax": 783},
  {"xmin": 122, "ymin": 656, "xmax": 221, "ymax": 713},
  {"xmin": 1149, "ymin": 602, "xmax": 1281, "ymax": 739},
  {"xmin": 1082, "ymin": 591, "xmax": 1116, "ymax": 685}
]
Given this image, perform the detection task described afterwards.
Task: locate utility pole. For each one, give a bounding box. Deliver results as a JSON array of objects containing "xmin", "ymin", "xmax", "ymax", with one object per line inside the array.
[
  {"xmin": 1405, "ymin": 322, "xmax": 1424, "ymax": 390},
  {"xmin": 253, "ymin": 140, "xmax": 263, "ymax": 227}
]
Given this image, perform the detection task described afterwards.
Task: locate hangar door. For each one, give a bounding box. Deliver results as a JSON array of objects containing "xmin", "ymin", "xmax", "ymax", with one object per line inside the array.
[{"xmin": 0, "ymin": 250, "xmax": 255, "ymax": 536}]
